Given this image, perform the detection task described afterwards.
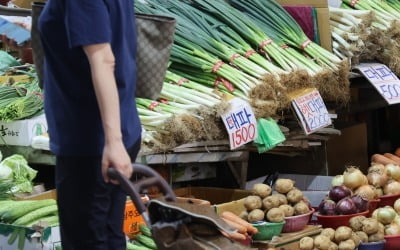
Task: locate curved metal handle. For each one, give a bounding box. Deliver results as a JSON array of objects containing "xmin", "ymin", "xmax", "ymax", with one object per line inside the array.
[{"xmin": 108, "ymin": 164, "xmax": 176, "ymax": 215}]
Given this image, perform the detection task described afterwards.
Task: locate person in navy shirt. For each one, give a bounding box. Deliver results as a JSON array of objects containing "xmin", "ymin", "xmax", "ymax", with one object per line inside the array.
[{"xmin": 39, "ymin": 0, "xmax": 141, "ymax": 249}]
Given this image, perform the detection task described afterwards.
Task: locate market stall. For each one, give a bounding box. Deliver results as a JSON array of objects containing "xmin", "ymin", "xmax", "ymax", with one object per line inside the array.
[{"xmin": 1, "ymin": 0, "xmax": 400, "ymax": 249}]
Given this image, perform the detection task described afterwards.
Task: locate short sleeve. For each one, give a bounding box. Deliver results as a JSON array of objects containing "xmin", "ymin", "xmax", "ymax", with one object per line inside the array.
[{"xmin": 64, "ymin": 0, "xmax": 111, "ymax": 48}]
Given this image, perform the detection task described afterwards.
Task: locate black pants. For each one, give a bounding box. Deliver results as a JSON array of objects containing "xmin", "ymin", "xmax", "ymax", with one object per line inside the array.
[{"xmin": 56, "ymin": 140, "xmax": 141, "ymax": 250}]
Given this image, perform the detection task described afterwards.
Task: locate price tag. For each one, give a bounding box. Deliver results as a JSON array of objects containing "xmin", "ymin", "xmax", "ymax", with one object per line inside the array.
[
  {"xmin": 355, "ymin": 63, "xmax": 400, "ymax": 105},
  {"xmin": 328, "ymin": 0, "xmax": 342, "ymax": 7},
  {"xmin": 221, "ymin": 98, "xmax": 258, "ymax": 150},
  {"xmin": 291, "ymin": 89, "xmax": 332, "ymax": 135}
]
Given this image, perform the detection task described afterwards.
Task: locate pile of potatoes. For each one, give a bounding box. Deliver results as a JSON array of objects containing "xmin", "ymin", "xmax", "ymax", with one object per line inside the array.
[
  {"xmin": 242, "ymin": 179, "xmax": 311, "ymax": 223},
  {"xmin": 299, "ymin": 217, "xmax": 383, "ymax": 250}
]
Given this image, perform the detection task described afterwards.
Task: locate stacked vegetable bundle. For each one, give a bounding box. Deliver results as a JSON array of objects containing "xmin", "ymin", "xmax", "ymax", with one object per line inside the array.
[
  {"xmin": 135, "ymin": 0, "xmax": 350, "ymax": 152},
  {"xmin": 0, "ymin": 199, "xmax": 59, "ymax": 250},
  {"xmin": 335, "ymin": 0, "xmax": 400, "ymax": 75},
  {"xmin": 242, "ymin": 180, "xmax": 310, "ymax": 224}
]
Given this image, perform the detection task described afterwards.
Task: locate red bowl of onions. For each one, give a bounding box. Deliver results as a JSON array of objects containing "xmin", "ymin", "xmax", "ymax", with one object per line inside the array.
[
  {"xmin": 378, "ymin": 193, "xmax": 400, "ymax": 208},
  {"xmin": 316, "ymin": 210, "xmax": 369, "ymax": 229}
]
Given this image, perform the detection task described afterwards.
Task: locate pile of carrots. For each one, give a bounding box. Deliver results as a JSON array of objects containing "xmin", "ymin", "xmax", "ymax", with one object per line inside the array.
[{"xmin": 372, "ymin": 148, "xmax": 400, "ymax": 165}]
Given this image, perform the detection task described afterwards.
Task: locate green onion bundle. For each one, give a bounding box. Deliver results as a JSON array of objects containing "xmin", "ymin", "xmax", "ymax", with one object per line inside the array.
[{"xmin": 228, "ymin": 0, "xmax": 342, "ymax": 71}]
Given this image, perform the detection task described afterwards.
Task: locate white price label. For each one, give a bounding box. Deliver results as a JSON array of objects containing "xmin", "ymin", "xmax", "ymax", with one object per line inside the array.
[
  {"xmin": 355, "ymin": 63, "xmax": 400, "ymax": 105},
  {"xmin": 221, "ymin": 98, "xmax": 258, "ymax": 150},
  {"xmin": 328, "ymin": 0, "xmax": 342, "ymax": 7},
  {"xmin": 292, "ymin": 89, "xmax": 332, "ymax": 135}
]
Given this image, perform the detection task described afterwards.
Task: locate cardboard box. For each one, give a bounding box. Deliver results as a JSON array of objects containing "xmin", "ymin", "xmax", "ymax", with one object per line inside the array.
[
  {"xmin": 174, "ymin": 187, "xmax": 252, "ymax": 216},
  {"xmin": 15, "ymin": 189, "xmax": 57, "ymax": 201},
  {"xmin": 12, "ymin": 0, "xmax": 46, "ymax": 9},
  {"xmin": 0, "ymin": 114, "xmax": 47, "ymax": 146},
  {"xmin": 277, "ymin": 0, "xmax": 332, "ymax": 51},
  {"xmin": 0, "ymin": 223, "xmax": 61, "ymax": 250},
  {"xmin": 174, "ymin": 187, "xmax": 251, "ymax": 205},
  {"xmin": 0, "ymin": 189, "xmax": 60, "ymax": 250}
]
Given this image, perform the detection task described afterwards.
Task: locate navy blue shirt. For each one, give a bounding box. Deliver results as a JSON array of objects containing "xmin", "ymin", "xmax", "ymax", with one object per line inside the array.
[{"xmin": 39, "ymin": 0, "xmax": 141, "ymax": 156}]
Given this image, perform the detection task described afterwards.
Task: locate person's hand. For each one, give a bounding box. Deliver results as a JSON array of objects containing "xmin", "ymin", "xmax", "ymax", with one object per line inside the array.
[{"xmin": 101, "ymin": 139, "xmax": 133, "ymax": 184}]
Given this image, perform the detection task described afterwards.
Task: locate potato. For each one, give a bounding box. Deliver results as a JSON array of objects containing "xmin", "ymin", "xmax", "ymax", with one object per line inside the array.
[
  {"xmin": 355, "ymin": 231, "xmax": 368, "ymax": 243},
  {"xmin": 299, "ymin": 237, "xmax": 314, "ymax": 250},
  {"xmin": 266, "ymin": 208, "xmax": 285, "ymax": 223},
  {"xmin": 239, "ymin": 211, "xmax": 248, "ymax": 221},
  {"xmin": 349, "ymin": 216, "xmax": 366, "ymax": 231},
  {"xmin": 321, "ymin": 228, "xmax": 336, "ymax": 241},
  {"xmin": 328, "ymin": 242, "xmax": 338, "ymax": 250},
  {"xmin": 275, "ymin": 179, "xmax": 294, "ymax": 194},
  {"xmin": 287, "ymin": 188, "xmax": 304, "ymax": 204},
  {"xmin": 247, "ymin": 209, "xmax": 264, "ymax": 223},
  {"xmin": 262, "ymin": 196, "xmax": 280, "ymax": 211},
  {"xmin": 294, "ymin": 201, "xmax": 310, "ymax": 215},
  {"xmin": 350, "ymin": 232, "xmax": 361, "ymax": 248},
  {"xmin": 314, "ymin": 235, "xmax": 331, "ymax": 250},
  {"xmin": 279, "ymin": 204, "xmax": 294, "ymax": 217},
  {"xmin": 252, "ymin": 183, "xmax": 272, "ymax": 198},
  {"xmin": 368, "ymin": 232, "xmax": 384, "ymax": 242},
  {"xmin": 362, "ymin": 218, "xmax": 379, "ymax": 235},
  {"xmin": 378, "ymin": 223, "xmax": 385, "ymax": 234},
  {"xmin": 244, "ymin": 195, "xmax": 262, "ymax": 211},
  {"xmin": 334, "ymin": 226, "xmax": 352, "ymax": 242},
  {"xmin": 338, "ymin": 239, "xmax": 355, "ymax": 250},
  {"xmin": 274, "ymin": 193, "xmax": 288, "ymax": 205}
]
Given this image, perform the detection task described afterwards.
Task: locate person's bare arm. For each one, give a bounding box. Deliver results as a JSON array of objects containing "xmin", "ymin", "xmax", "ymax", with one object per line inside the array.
[{"xmin": 83, "ymin": 43, "xmax": 132, "ymax": 183}]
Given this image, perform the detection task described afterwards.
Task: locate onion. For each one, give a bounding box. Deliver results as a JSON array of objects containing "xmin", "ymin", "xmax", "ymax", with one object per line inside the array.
[
  {"xmin": 384, "ymin": 180, "xmax": 400, "ymax": 195},
  {"xmin": 329, "ymin": 186, "xmax": 351, "ymax": 202},
  {"xmin": 375, "ymin": 188, "xmax": 384, "ymax": 197},
  {"xmin": 336, "ymin": 197, "xmax": 357, "ymax": 215},
  {"xmin": 318, "ymin": 199, "xmax": 337, "ymax": 215},
  {"xmin": 367, "ymin": 171, "xmax": 388, "ymax": 188},
  {"xmin": 385, "ymin": 223, "xmax": 400, "ymax": 235},
  {"xmin": 369, "ymin": 163, "xmax": 386, "ymax": 174},
  {"xmin": 372, "ymin": 208, "xmax": 380, "ymax": 219},
  {"xmin": 331, "ymin": 175, "xmax": 344, "ymax": 187},
  {"xmin": 377, "ymin": 206, "xmax": 397, "ymax": 225},
  {"xmin": 385, "ymin": 164, "xmax": 400, "ymax": 181},
  {"xmin": 394, "ymin": 198, "xmax": 400, "ymax": 214},
  {"xmin": 343, "ymin": 166, "xmax": 366, "ymax": 190},
  {"xmin": 351, "ymin": 195, "xmax": 369, "ymax": 213},
  {"xmin": 355, "ymin": 185, "xmax": 377, "ymax": 200},
  {"xmin": 393, "ymin": 215, "xmax": 400, "ymax": 225}
]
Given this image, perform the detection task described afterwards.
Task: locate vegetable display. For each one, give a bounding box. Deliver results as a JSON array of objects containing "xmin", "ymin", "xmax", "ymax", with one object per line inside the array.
[
  {"xmin": 0, "ymin": 154, "xmax": 38, "ymax": 194},
  {"xmin": 240, "ymin": 180, "xmax": 310, "ymax": 226}
]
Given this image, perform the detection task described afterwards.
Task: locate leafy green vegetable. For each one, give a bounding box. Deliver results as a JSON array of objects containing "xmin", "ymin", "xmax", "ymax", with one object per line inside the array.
[{"xmin": 0, "ymin": 154, "xmax": 37, "ymax": 193}]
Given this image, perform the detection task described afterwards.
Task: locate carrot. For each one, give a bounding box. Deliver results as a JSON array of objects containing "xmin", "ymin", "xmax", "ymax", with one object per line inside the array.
[
  {"xmin": 221, "ymin": 217, "xmax": 247, "ymax": 234},
  {"xmin": 221, "ymin": 211, "xmax": 258, "ymax": 235},
  {"xmin": 221, "ymin": 230, "xmax": 246, "ymax": 241},
  {"xmin": 384, "ymin": 153, "xmax": 400, "ymax": 165},
  {"xmin": 371, "ymin": 154, "xmax": 397, "ymax": 165},
  {"xmin": 395, "ymin": 148, "xmax": 400, "ymax": 158}
]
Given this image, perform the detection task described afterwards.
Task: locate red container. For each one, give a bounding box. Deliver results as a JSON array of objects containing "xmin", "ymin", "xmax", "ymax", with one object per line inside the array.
[
  {"xmin": 384, "ymin": 235, "xmax": 400, "ymax": 250},
  {"xmin": 282, "ymin": 208, "xmax": 315, "ymax": 233},
  {"xmin": 378, "ymin": 194, "xmax": 400, "ymax": 208},
  {"xmin": 316, "ymin": 210, "xmax": 369, "ymax": 229},
  {"xmin": 368, "ymin": 199, "xmax": 381, "ymax": 217}
]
